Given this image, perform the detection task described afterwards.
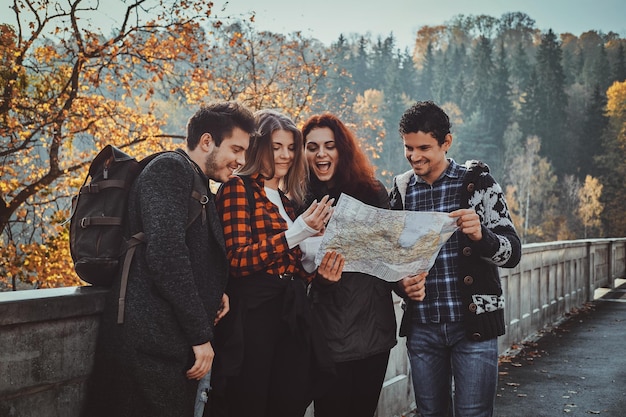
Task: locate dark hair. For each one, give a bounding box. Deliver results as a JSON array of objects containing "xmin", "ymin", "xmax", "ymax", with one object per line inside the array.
[
  {"xmin": 399, "ymin": 100, "xmax": 451, "ymax": 145},
  {"xmin": 237, "ymin": 109, "xmax": 308, "ymax": 206},
  {"xmin": 302, "ymin": 113, "xmax": 380, "ymax": 204},
  {"xmin": 186, "ymin": 102, "xmax": 255, "ymax": 150}
]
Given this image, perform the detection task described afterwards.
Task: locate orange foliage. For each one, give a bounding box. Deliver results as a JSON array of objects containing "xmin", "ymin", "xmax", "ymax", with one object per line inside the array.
[
  {"xmin": 0, "ymin": 1, "xmax": 332, "ymax": 290},
  {"xmin": 0, "ymin": 0, "xmax": 219, "ymax": 290}
]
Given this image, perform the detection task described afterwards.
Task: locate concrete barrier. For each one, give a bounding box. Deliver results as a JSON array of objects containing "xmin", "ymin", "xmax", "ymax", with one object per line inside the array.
[{"xmin": 1, "ymin": 239, "xmax": 624, "ymax": 417}]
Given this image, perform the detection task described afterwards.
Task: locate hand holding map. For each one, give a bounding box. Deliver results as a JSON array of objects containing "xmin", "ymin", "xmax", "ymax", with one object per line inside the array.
[{"xmin": 314, "ymin": 193, "xmax": 458, "ymax": 282}]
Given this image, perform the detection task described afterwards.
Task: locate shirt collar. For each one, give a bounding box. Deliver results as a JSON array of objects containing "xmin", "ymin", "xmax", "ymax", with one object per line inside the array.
[{"xmin": 410, "ymin": 158, "xmax": 461, "ymax": 185}]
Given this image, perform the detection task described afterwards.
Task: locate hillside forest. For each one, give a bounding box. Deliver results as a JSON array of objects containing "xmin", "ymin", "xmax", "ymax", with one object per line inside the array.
[{"xmin": 1, "ymin": 0, "xmax": 626, "ymax": 289}]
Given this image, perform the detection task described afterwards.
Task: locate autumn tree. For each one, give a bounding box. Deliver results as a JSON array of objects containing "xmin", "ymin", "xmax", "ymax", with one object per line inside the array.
[
  {"xmin": 0, "ymin": 0, "xmax": 231, "ymax": 289},
  {"xmin": 194, "ymin": 20, "xmax": 330, "ymax": 122},
  {"xmin": 506, "ymin": 136, "xmax": 560, "ymax": 243},
  {"xmin": 577, "ymin": 175, "xmax": 604, "ymax": 238},
  {"xmin": 597, "ymin": 80, "xmax": 626, "ymax": 236}
]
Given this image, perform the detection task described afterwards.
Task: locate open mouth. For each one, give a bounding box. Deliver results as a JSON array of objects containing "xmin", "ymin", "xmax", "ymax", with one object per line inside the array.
[{"xmin": 315, "ymin": 162, "xmax": 331, "ymax": 173}]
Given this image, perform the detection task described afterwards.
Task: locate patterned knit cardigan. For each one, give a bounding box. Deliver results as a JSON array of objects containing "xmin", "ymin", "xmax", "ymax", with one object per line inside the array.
[{"xmin": 389, "ymin": 160, "xmax": 522, "ymax": 341}]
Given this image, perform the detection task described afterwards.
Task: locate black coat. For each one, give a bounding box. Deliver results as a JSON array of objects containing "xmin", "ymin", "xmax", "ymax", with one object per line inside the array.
[
  {"xmin": 82, "ymin": 151, "xmax": 228, "ymax": 417},
  {"xmin": 307, "ymin": 180, "xmax": 397, "ymax": 362}
]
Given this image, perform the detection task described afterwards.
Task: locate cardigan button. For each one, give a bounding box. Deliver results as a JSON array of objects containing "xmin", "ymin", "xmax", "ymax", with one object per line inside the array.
[
  {"xmin": 471, "ymin": 332, "xmax": 482, "ymax": 341},
  {"xmin": 462, "ymin": 247, "xmax": 472, "ymax": 256},
  {"xmin": 469, "ymin": 303, "xmax": 478, "ymax": 313},
  {"xmin": 463, "ymin": 275, "xmax": 474, "ymax": 285},
  {"xmin": 467, "ymin": 183, "xmax": 475, "ymax": 192}
]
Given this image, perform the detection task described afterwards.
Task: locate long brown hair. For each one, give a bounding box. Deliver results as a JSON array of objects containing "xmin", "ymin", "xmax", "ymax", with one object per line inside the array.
[
  {"xmin": 301, "ymin": 113, "xmax": 380, "ymax": 203},
  {"xmin": 238, "ymin": 109, "xmax": 308, "ymax": 206}
]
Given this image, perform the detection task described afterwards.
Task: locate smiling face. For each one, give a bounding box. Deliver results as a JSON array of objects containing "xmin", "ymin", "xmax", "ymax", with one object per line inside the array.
[
  {"xmin": 204, "ymin": 126, "xmax": 250, "ymax": 183},
  {"xmin": 402, "ymin": 130, "xmax": 451, "ymax": 185},
  {"xmin": 304, "ymin": 127, "xmax": 339, "ymax": 186},
  {"xmin": 266, "ymin": 129, "xmax": 295, "ymax": 188}
]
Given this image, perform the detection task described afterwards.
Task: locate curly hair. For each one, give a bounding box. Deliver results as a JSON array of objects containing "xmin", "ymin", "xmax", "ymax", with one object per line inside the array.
[{"xmin": 399, "ymin": 101, "xmax": 451, "ymax": 145}]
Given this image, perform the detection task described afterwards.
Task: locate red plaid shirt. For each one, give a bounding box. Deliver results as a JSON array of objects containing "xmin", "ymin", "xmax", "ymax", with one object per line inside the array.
[{"xmin": 216, "ymin": 173, "xmax": 309, "ymax": 280}]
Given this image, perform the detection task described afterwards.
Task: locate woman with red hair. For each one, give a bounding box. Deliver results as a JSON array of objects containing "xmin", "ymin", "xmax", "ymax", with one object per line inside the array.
[{"xmin": 301, "ymin": 114, "xmax": 425, "ymax": 416}]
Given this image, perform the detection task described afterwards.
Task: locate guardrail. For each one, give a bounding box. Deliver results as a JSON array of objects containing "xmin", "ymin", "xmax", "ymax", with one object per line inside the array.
[{"xmin": 1, "ymin": 238, "xmax": 624, "ymax": 417}]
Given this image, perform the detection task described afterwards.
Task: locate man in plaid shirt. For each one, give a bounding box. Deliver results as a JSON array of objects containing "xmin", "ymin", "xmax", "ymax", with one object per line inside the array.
[{"xmin": 389, "ymin": 101, "xmax": 521, "ymax": 417}]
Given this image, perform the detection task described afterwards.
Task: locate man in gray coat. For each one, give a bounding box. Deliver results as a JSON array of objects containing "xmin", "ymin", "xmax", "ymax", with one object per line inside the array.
[{"xmin": 82, "ymin": 102, "xmax": 256, "ymax": 417}]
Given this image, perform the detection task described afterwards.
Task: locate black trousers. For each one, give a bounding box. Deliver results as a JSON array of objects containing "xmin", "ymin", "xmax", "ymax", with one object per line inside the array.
[
  {"xmin": 212, "ymin": 295, "xmax": 311, "ymax": 417},
  {"xmin": 313, "ymin": 350, "xmax": 390, "ymax": 417}
]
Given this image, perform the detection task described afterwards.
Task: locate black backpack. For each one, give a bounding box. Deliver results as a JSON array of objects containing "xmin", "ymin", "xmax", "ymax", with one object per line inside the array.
[{"xmin": 69, "ymin": 145, "xmax": 209, "ymax": 322}]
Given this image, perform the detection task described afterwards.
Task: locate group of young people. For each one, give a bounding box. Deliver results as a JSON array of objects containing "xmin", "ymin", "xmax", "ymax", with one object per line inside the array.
[{"xmin": 82, "ymin": 100, "xmax": 521, "ymax": 417}]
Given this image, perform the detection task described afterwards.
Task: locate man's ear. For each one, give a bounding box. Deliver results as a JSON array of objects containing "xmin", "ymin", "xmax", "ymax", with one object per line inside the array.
[
  {"xmin": 200, "ymin": 132, "xmax": 215, "ymax": 153},
  {"xmin": 443, "ymin": 133, "xmax": 453, "ymax": 151}
]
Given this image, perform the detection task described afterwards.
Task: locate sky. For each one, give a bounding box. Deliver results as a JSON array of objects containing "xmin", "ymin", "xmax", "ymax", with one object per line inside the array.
[
  {"xmin": 3, "ymin": 0, "xmax": 626, "ymax": 51},
  {"xmin": 207, "ymin": 0, "xmax": 626, "ymax": 50}
]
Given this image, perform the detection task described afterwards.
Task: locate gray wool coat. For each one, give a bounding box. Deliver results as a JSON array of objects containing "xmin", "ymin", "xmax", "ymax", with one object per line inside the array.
[{"xmin": 82, "ymin": 150, "xmax": 228, "ymax": 417}]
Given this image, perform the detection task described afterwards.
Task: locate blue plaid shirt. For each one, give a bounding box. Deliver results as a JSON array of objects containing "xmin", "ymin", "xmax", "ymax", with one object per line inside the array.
[{"xmin": 404, "ymin": 159, "xmax": 466, "ymax": 323}]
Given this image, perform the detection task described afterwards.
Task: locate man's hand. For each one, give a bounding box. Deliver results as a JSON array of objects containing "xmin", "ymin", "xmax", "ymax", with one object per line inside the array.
[
  {"xmin": 186, "ymin": 341, "xmax": 214, "ymax": 380},
  {"xmin": 450, "ymin": 208, "xmax": 482, "ymax": 241},
  {"xmin": 214, "ymin": 293, "xmax": 229, "ymax": 325},
  {"xmin": 399, "ymin": 272, "xmax": 427, "ymax": 301}
]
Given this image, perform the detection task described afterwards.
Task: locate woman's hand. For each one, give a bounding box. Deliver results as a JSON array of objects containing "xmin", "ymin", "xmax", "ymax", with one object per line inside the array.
[
  {"xmin": 317, "ymin": 250, "xmax": 345, "ymax": 283},
  {"xmin": 301, "ymin": 195, "xmax": 334, "ymax": 231},
  {"xmin": 214, "ymin": 293, "xmax": 229, "ymax": 325}
]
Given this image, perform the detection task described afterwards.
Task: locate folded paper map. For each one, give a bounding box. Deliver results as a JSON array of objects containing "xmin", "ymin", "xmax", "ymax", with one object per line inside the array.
[{"xmin": 314, "ymin": 193, "xmax": 458, "ymax": 282}]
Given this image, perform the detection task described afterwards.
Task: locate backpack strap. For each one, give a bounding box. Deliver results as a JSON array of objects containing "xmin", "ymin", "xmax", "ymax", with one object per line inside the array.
[
  {"xmin": 239, "ymin": 175, "xmax": 256, "ymax": 214},
  {"xmin": 188, "ymin": 171, "xmax": 209, "ymax": 227},
  {"xmin": 175, "ymin": 148, "xmax": 210, "ymax": 227},
  {"xmin": 117, "ymin": 231, "xmax": 144, "ymax": 324}
]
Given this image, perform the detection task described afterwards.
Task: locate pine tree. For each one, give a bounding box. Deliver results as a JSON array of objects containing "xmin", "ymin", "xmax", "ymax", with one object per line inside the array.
[
  {"xmin": 398, "ymin": 49, "xmax": 419, "ymax": 101},
  {"xmin": 417, "ymin": 42, "xmax": 436, "ymax": 100},
  {"xmin": 611, "ymin": 43, "xmax": 626, "ymax": 82},
  {"xmin": 590, "ymin": 44, "xmax": 611, "ymax": 92},
  {"xmin": 431, "ymin": 50, "xmax": 452, "ymax": 104},
  {"xmin": 510, "ymin": 42, "xmax": 532, "ymax": 96},
  {"xmin": 352, "ymin": 36, "xmax": 371, "ymax": 94},
  {"xmin": 532, "ymin": 29, "xmax": 569, "ymax": 175},
  {"xmin": 489, "ymin": 42, "xmax": 513, "ymax": 178},
  {"xmin": 581, "ymin": 85, "xmax": 609, "ymax": 178},
  {"xmin": 468, "ymin": 36, "xmax": 494, "ymax": 113},
  {"xmin": 315, "ymin": 35, "xmax": 355, "ymax": 114}
]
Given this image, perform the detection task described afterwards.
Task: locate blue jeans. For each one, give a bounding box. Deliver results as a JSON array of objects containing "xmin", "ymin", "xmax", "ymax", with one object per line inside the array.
[
  {"xmin": 194, "ymin": 371, "xmax": 211, "ymax": 417},
  {"xmin": 406, "ymin": 322, "xmax": 498, "ymax": 417}
]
